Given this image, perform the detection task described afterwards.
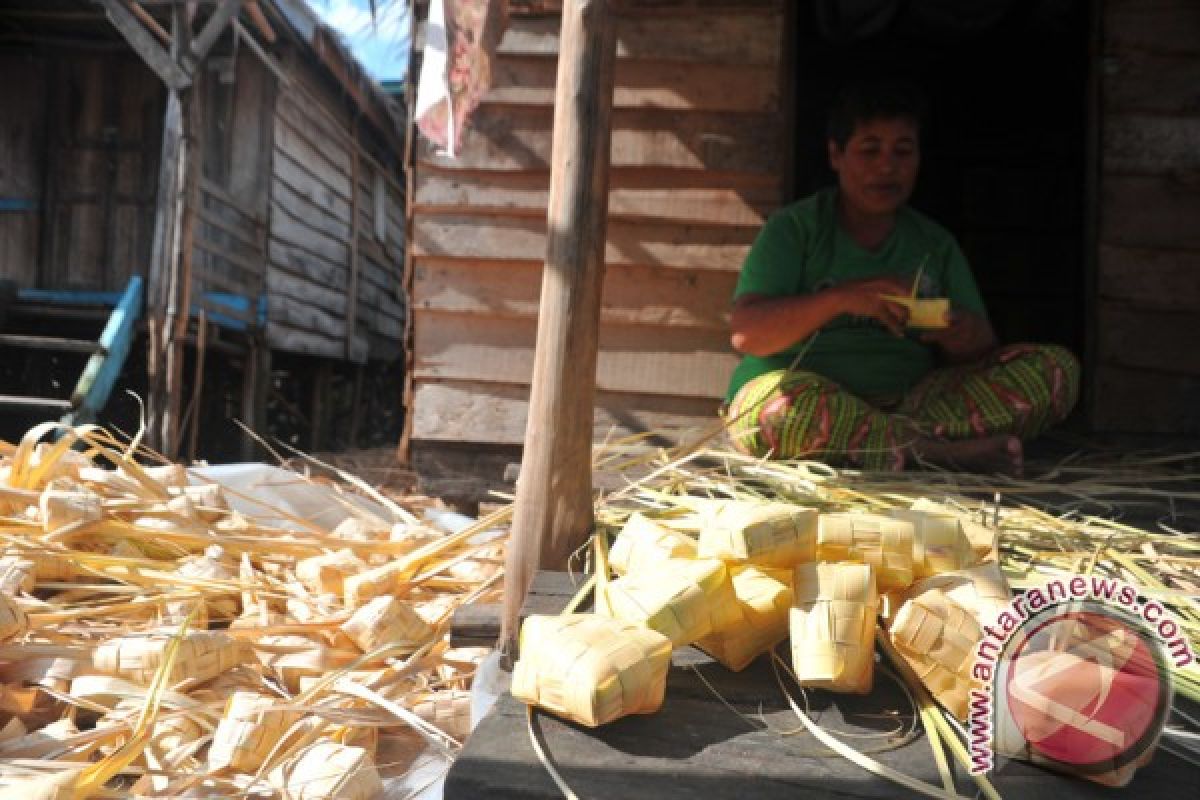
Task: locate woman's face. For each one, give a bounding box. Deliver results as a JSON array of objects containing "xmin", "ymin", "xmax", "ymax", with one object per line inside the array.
[{"xmin": 828, "ymin": 116, "xmax": 921, "ymax": 218}]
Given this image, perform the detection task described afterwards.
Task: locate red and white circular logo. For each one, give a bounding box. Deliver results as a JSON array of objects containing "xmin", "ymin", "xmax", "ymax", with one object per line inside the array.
[{"xmin": 998, "ymin": 603, "xmax": 1171, "ymax": 777}]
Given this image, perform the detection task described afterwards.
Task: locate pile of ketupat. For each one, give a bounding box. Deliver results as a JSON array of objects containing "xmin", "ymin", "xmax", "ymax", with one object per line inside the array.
[
  {"xmin": 0, "ymin": 423, "xmax": 506, "ymax": 798},
  {"xmin": 513, "ymin": 444, "xmax": 1200, "ymax": 794}
]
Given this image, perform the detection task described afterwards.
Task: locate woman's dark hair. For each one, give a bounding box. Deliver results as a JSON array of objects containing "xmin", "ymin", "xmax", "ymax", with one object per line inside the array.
[{"xmin": 826, "ymin": 80, "xmax": 929, "ymax": 149}]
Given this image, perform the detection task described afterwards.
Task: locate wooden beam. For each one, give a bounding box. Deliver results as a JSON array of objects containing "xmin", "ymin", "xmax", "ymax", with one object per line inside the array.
[
  {"xmin": 96, "ymin": 0, "xmax": 191, "ymax": 90},
  {"xmin": 190, "ymin": 0, "xmax": 245, "ymax": 65},
  {"xmin": 124, "ymin": 0, "xmax": 170, "ymax": 46},
  {"xmin": 502, "ymin": 0, "xmax": 617, "ymax": 646},
  {"xmin": 245, "ymin": 1, "xmax": 277, "ymax": 44},
  {"xmin": 346, "ymin": 122, "xmax": 362, "ymax": 361}
]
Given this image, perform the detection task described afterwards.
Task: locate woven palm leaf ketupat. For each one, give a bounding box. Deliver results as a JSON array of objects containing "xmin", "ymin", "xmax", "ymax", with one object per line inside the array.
[
  {"xmin": 22, "ymin": 545, "xmax": 85, "ymax": 584},
  {"xmin": 816, "ymin": 512, "xmax": 915, "ymax": 590},
  {"xmin": 256, "ymin": 634, "xmax": 354, "ymax": 693},
  {"xmin": 267, "ymin": 740, "xmax": 384, "ymax": 800},
  {"xmin": 511, "ymin": 614, "xmax": 673, "ymax": 728},
  {"xmin": 889, "ymin": 586, "xmax": 983, "ymax": 720},
  {"xmin": 908, "ymin": 498, "xmax": 998, "ymax": 562},
  {"xmin": 608, "ymin": 512, "xmax": 698, "ymax": 575},
  {"xmin": 0, "ymin": 594, "xmax": 26, "ymax": 641},
  {"xmin": 93, "ymin": 630, "xmax": 244, "ymax": 686},
  {"xmin": 343, "ymin": 560, "xmax": 408, "ymax": 608},
  {"xmin": 790, "ymin": 562, "xmax": 879, "ymax": 693},
  {"xmin": 698, "ymin": 501, "xmax": 818, "ymax": 568},
  {"xmin": 907, "ymin": 562, "xmax": 1011, "ymax": 626},
  {"xmin": 0, "ymin": 420, "xmax": 519, "ymax": 796},
  {"xmin": 697, "ymin": 565, "xmax": 794, "ymax": 671},
  {"xmin": 340, "ymin": 595, "xmax": 432, "ymax": 652},
  {"xmin": 888, "ymin": 509, "xmax": 975, "ymax": 579},
  {"xmin": 597, "ymin": 557, "xmax": 743, "ymax": 645},
  {"xmin": 172, "ymin": 482, "xmax": 229, "ymax": 520},
  {"xmin": 172, "ymin": 546, "xmax": 239, "ymax": 622},
  {"xmin": 296, "ymin": 549, "xmax": 370, "ymax": 596},
  {"xmin": 411, "ymin": 689, "xmax": 473, "ymax": 739},
  {"xmin": 207, "ymin": 691, "xmax": 300, "ymax": 773},
  {"xmin": 95, "ymin": 697, "xmax": 204, "ymax": 759},
  {"xmin": 879, "ymin": 295, "xmax": 949, "ymax": 329},
  {"xmin": 38, "ymin": 480, "xmax": 103, "ymax": 533}
]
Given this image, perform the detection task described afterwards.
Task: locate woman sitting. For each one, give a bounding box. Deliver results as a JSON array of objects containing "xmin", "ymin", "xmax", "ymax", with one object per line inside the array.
[{"xmin": 724, "ymin": 81, "xmax": 1079, "ymax": 475}]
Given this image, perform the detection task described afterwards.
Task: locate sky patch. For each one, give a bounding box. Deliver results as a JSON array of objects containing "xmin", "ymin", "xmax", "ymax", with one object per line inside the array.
[{"xmin": 308, "ymin": 0, "xmax": 411, "ymax": 83}]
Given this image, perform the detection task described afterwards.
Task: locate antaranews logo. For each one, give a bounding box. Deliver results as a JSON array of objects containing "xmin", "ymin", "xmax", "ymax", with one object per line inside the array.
[{"xmin": 967, "ymin": 575, "xmax": 1193, "ymax": 785}]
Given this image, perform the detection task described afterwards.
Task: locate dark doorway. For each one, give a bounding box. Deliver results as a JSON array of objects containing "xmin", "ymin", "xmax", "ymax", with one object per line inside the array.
[{"xmin": 791, "ymin": 1, "xmax": 1090, "ymax": 357}]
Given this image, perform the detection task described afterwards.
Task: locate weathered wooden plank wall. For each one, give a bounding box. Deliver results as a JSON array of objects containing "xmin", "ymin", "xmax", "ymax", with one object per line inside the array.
[
  {"xmin": 408, "ymin": 1, "xmax": 787, "ymax": 447},
  {"xmin": 1093, "ymin": 0, "xmax": 1200, "ymax": 433},
  {"xmin": 0, "ymin": 52, "xmax": 162, "ymax": 292},
  {"xmin": 48, "ymin": 55, "xmax": 163, "ymax": 292},
  {"xmin": 193, "ymin": 52, "xmax": 272, "ymax": 325},
  {"xmin": 0, "ymin": 52, "xmax": 46, "ymax": 288},
  {"xmin": 266, "ymin": 52, "xmax": 406, "ymax": 362}
]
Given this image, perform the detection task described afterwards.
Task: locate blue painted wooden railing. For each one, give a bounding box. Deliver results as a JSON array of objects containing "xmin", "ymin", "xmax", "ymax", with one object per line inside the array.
[{"xmin": 66, "ymin": 276, "xmax": 144, "ymax": 425}]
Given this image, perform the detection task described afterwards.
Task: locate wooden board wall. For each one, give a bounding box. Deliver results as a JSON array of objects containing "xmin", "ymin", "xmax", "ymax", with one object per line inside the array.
[
  {"xmin": 408, "ymin": 1, "xmax": 787, "ymax": 446},
  {"xmin": 266, "ymin": 51, "xmax": 406, "ymax": 362},
  {"xmin": 0, "ymin": 52, "xmax": 162, "ymax": 292},
  {"xmin": 0, "ymin": 52, "xmax": 46, "ymax": 288},
  {"xmin": 193, "ymin": 54, "xmax": 272, "ymax": 327},
  {"xmin": 1092, "ymin": 0, "xmax": 1200, "ymax": 433}
]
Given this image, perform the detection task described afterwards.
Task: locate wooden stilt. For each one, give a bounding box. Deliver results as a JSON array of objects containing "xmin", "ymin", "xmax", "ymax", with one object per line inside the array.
[
  {"xmin": 240, "ymin": 338, "xmax": 271, "ymax": 461},
  {"xmin": 186, "ymin": 312, "xmax": 208, "ymax": 462},
  {"xmin": 145, "ymin": 4, "xmax": 195, "ymax": 456},
  {"xmin": 349, "ymin": 364, "xmax": 365, "ymax": 448},
  {"xmin": 162, "ymin": 78, "xmax": 199, "ymax": 459},
  {"xmin": 146, "ymin": 83, "xmax": 186, "ymax": 454},
  {"xmin": 310, "ymin": 361, "xmax": 333, "ymax": 453},
  {"xmin": 502, "ymin": 0, "xmax": 617, "ymax": 647}
]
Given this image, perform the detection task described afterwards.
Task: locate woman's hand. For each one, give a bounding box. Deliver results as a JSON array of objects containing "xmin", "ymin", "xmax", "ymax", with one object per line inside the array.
[
  {"xmin": 920, "ymin": 309, "xmax": 996, "ymax": 362},
  {"xmin": 830, "ymin": 276, "xmax": 913, "ymax": 337},
  {"xmin": 732, "ymin": 276, "xmax": 917, "ymax": 356}
]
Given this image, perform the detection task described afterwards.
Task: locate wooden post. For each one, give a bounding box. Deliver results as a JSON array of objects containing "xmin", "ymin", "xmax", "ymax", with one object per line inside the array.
[
  {"xmin": 147, "ymin": 85, "xmax": 187, "ymax": 454},
  {"xmin": 349, "ymin": 364, "xmax": 365, "ymax": 448},
  {"xmin": 346, "ymin": 121, "xmax": 362, "ymax": 362},
  {"xmin": 240, "ymin": 337, "xmax": 271, "ymax": 461},
  {"xmin": 186, "ymin": 312, "xmax": 209, "ymax": 462},
  {"xmin": 161, "ymin": 84, "xmax": 200, "ymax": 458},
  {"xmin": 310, "ymin": 360, "xmax": 333, "ymax": 452},
  {"xmin": 146, "ymin": 4, "xmax": 196, "ymax": 456},
  {"xmin": 501, "ymin": 0, "xmax": 617, "ymax": 645}
]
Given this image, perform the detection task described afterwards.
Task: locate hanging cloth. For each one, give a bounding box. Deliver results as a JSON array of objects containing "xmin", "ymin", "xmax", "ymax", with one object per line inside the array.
[{"xmin": 414, "ymin": 0, "xmax": 508, "ymax": 157}]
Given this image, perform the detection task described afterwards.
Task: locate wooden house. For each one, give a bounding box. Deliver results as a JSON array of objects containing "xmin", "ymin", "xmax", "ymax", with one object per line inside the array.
[
  {"xmin": 404, "ymin": 0, "xmax": 1200, "ymax": 499},
  {"xmin": 405, "ymin": 0, "xmax": 787, "ymax": 492},
  {"xmin": 0, "ymin": 0, "xmax": 406, "ymax": 455},
  {"xmin": 1091, "ymin": 0, "xmax": 1200, "ymax": 433}
]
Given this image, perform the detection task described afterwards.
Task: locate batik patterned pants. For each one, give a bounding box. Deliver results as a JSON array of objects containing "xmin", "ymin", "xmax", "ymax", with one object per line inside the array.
[{"xmin": 724, "ymin": 344, "xmax": 1080, "ymax": 470}]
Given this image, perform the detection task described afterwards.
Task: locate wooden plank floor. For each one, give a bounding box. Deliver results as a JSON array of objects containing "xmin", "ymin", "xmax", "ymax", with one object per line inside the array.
[{"xmin": 446, "ymin": 572, "xmax": 1196, "ymax": 799}]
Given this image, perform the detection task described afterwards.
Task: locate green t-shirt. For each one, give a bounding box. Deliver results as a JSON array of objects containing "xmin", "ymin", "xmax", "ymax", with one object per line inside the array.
[{"xmin": 726, "ymin": 187, "xmax": 988, "ymax": 403}]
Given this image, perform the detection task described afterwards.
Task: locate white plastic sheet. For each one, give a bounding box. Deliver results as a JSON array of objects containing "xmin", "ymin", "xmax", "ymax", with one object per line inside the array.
[{"xmin": 188, "ymin": 463, "xmax": 396, "ymax": 531}]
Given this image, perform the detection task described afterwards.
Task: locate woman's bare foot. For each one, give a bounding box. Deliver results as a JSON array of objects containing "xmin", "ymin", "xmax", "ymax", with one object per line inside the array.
[{"xmin": 910, "ymin": 434, "xmax": 1024, "ymax": 477}]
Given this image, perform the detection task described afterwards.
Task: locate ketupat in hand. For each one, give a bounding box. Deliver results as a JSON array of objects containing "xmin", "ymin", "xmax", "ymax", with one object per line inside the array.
[{"xmin": 878, "ymin": 294, "xmax": 950, "ymax": 329}]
